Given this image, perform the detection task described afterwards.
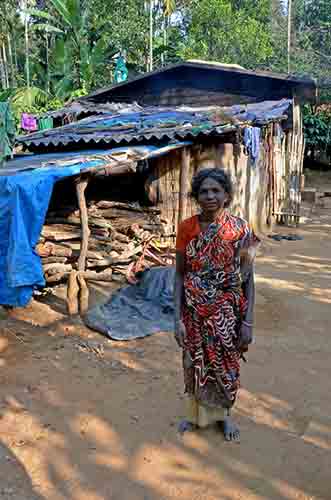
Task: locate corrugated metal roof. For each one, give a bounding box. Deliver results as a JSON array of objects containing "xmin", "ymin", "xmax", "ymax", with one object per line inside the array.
[
  {"xmin": 2, "ymin": 143, "xmax": 192, "ymax": 176},
  {"xmin": 17, "ymin": 100, "xmax": 291, "ymax": 152}
]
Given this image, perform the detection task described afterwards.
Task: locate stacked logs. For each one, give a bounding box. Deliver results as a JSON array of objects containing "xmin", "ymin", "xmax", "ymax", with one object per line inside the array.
[{"xmin": 36, "ymin": 200, "xmax": 174, "ymax": 291}]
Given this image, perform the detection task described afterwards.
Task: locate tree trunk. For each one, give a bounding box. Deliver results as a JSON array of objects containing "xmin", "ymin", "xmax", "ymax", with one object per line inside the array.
[
  {"xmin": 25, "ymin": 17, "xmax": 30, "ymax": 88},
  {"xmin": 161, "ymin": 12, "xmax": 166, "ymax": 66},
  {"xmin": 13, "ymin": 37, "xmax": 18, "ymax": 76},
  {"xmin": 0, "ymin": 51, "xmax": 7, "ymax": 89},
  {"xmin": 7, "ymin": 34, "xmax": 15, "ymax": 87},
  {"xmin": 2, "ymin": 43, "xmax": 9, "ymax": 89},
  {"xmin": 287, "ymin": 0, "xmax": 292, "ymax": 74},
  {"xmin": 149, "ymin": 0, "xmax": 154, "ymax": 71},
  {"xmin": 45, "ymin": 32, "xmax": 50, "ymax": 94}
]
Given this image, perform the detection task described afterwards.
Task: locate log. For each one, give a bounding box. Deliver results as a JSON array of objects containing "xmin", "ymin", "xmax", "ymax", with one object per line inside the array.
[
  {"xmin": 67, "ymin": 271, "xmax": 79, "ymax": 315},
  {"xmin": 91, "ymin": 235, "xmax": 113, "ymax": 243},
  {"xmin": 36, "ymin": 241, "xmax": 72, "ymax": 258},
  {"xmin": 42, "ymin": 224, "xmax": 81, "ymax": 241},
  {"xmin": 85, "ymin": 250, "xmax": 106, "ymax": 260},
  {"xmin": 41, "ymin": 256, "xmax": 68, "ymax": 265},
  {"xmin": 94, "ymin": 208, "xmax": 148, "ymax": 220},
  {"xmin": 46, "ymin": 269, "xmax": 114, "ymax": 284},
  {"xmin": 87, "ymin": 244, "xmax": 143, "ymax": 268},
  {"xmin": 46, "ymin": 272, "xmax": 70, "ymax": 284},
  {"xmin": 69, "ymin": 249, "xmax": 106, "ymax": 260},
  {"xmin": 81, "ymin": 269, "xmax": 113, "ymax": 282},
  {"xmin": 46, "ymin": 216, "xmax": 112, "ymax": 234},
  {"xmin": 95, "ymin": 200, "xmax": 161, "ymax": 215},
  {"xmin": 43, "ymin": 263, "xmax": 73, "ymax": 275},
  {"xmin": 76, "ymin": 176, "xmax": 90, "ymax": 272},
  {"xmin": 47, "ymin": 215, "xmax": 113, "ymax": 230},
  {"xmin": 95, "ymin": 201, "xmax": 143, "ymax": 211},
  {"xmin": 108, "ymin": 241, "xmax": 129, "ymax": 253},
  {"xmin": 36, "ymin": 242, "xmax": 52, "ymax": 257},
  {"xmin": 77, "ymin": 273, "xmax": 89, "ymax": 315},
  {"xmin": 113, "ymin": 231, "xmax": 130, "ymax": 244},
  {"xmin": 87, "ymin": 259, "xmax": 115, "ymax": 268}
]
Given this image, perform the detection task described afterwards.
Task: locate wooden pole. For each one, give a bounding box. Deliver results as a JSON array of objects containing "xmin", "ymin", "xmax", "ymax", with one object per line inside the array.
[
  {"xmin": 67, "ymin": 270, "xmax": 79, "ymax": 315},
  {"xmin": 76, "ymin": 176, "xmax": 90, "ymax": 272},
  {"xmin": 178, "ymin": 147, "xmax": 191, "ymax": 228},
  {"xmin": 76, "ymin": 176, "xmax": 90, "ymax": 315},
  {"xmin": 67, "ymin": 176, "xmax": 90, "ymax": 315}
]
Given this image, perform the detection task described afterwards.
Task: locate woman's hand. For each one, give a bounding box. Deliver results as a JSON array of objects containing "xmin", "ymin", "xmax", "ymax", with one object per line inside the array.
[
  {"xmin": 174, "ymin": 320, "xmax": 186, "ymax": 348},
  {"xmin": 239, "ymin": 322, "xmax": 253, "ymax": 352}
]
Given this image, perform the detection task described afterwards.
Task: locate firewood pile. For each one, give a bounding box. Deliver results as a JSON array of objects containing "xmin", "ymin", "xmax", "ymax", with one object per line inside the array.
[{"xmin": 36, "ymin": 200, "xmax": 175, "ymax": 288}]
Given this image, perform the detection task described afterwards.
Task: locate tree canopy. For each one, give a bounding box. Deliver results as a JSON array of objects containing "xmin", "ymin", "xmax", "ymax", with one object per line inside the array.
[{"xmin": 0, "ymin": 0, "xmax": 330, "ymax": 105}]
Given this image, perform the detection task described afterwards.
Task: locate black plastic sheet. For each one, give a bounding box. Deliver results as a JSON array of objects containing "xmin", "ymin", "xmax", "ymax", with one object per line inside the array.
[{"xmin": 84, "ymin": 266, "xmax": 175, "ymax": 340}]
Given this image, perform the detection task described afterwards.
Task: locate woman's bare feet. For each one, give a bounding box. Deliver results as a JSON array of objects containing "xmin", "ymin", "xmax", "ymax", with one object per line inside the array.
[{"xmin": 218, "ymin": 417, "xmax": 240, "ymax": 442}]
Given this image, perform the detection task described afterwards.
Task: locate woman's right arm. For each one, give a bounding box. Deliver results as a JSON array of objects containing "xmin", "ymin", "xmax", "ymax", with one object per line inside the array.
[{"xmin": 174, "ymin": 251, "xmax": 186, "ymax": 348}]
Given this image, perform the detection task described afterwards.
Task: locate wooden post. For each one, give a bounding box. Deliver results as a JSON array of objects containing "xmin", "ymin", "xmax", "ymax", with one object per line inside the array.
[
  {"xmin": 77, "ymin": 176, "xmax": 90, "ymax": 315},
  {"xmin": 67, "ymin": 270, "xmax": 79, "ymax": 315},
  {"xmin": 178, "ymin": 147, "xmax": 191, "ymax": 228},
  {"xmin": 67, "ymin": 175, "xmax": 90, "ymax": 316},
  {"xmin": 76, "ymin": 176, "xmax": 90, "ymax": 272}
]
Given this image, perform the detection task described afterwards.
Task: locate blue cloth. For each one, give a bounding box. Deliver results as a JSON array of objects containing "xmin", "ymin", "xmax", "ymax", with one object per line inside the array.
[
  {"xmin": 0, "ymin": 164, "xmax": 87, "ymax": 307},
  {"xmin": 226, "ymin": 99, "xmax": 292, "ymax": 124}
]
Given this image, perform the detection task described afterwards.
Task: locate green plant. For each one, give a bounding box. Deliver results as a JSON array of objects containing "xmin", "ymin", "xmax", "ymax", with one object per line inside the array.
[{"xmin": 303, "ymin": 105, "xmax": 331, "ymax": 150}]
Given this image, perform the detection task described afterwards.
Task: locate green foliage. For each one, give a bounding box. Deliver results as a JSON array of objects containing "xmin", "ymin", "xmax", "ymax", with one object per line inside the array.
[
  {"xmin": 0, "ymin": 0, "xmax": 330, "ymax": 135},
  {"xmin": 303, "ymin": 105, "xmax": 331, "ymax": 151},
  {"xmin": 178, "ymin": 0, "xmax": 273, "ymax": 68}
]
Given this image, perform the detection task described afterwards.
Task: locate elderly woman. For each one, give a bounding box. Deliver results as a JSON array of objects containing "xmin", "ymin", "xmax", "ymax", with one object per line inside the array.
[{"xmin": 174, "ymin": 167, "xmax": 259, "ymax": 442}]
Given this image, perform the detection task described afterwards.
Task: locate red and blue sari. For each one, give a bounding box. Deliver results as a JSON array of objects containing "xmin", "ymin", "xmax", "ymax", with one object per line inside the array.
[{"xmin": 177, "ymin": 210, "xmax": 258, "ymax": 412}]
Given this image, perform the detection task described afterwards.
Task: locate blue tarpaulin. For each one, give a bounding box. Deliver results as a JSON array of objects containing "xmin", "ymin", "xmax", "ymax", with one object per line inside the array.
[
  {"xmin": 0, "ymin": 163, "xmax": 89, "ymax": 306},
  {"xmin": 0, "ymin": 143, "xmax": 190, "ymax": 307}
]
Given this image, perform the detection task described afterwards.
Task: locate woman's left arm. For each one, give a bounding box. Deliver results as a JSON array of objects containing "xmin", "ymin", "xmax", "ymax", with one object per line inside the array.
[
  {"xmin": 242, "ymin": 264, "xmax": 255, "ymax": 326},
  {"xmin": 239, "ymin": 260, "xmax": 256, "ymax": 350}
]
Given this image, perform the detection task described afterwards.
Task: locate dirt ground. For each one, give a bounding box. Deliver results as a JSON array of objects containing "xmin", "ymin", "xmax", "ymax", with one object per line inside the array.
[{"xmin": 0, "ymin": 200, "xmax": 331, "ymax": 500}]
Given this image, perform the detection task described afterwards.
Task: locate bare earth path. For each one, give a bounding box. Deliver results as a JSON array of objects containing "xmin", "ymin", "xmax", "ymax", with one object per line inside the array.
[{"xmin": 0, "ymin": 208, "xmax": 330, "ymax": 500}]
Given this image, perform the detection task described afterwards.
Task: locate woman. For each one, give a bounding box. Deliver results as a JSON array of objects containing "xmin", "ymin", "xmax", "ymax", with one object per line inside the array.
[{"xmin": 174, "ymin": 167, "xmax": 259, "ymax": 442}]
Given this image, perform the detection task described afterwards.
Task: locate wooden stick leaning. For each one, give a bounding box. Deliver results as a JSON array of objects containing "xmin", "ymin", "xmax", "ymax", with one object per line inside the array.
[{"xmin": 67, "ymin": 175, "xmax": 91, "ymax": 316}]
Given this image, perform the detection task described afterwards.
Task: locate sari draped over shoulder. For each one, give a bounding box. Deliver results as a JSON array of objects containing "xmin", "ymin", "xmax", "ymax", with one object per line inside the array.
[{"xmin": 180, "ymin": 210, "xmax": 258, "ymax": 411}]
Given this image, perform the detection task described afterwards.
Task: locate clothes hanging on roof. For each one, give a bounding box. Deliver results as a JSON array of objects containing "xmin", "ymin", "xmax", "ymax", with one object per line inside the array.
[
  {"xmin": 0, "ymin": 102, "xmax": 15, "ymax": 166},
  {"xmin": 114, "ymin": 56, "xmax": 128, "ymax": 84},
  {"xmin": 21, "ymin": 113, "xmax": 38, "ymax": 132},
  {"xmin": 243, "ymin": 127, "xmax": 261, "ymax": 164},
  {"xmin": 38, "ymin": 117, "xmax": 54, "ymax": 131}
]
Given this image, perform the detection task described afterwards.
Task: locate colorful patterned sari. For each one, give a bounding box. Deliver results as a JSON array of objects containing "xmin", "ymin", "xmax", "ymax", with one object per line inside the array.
[{"xmin": 182, "ymin": 210, "xmax": 256, "ymax": 413}]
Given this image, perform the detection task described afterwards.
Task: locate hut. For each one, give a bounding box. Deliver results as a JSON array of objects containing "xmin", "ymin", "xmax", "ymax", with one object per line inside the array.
[
  {"xmin": 0, "ymin": 61, "xmax": 316, "ymax": 310},
  {"xmin": 19, "ymin": 61, "xmax": 316, "ymax": 230}
]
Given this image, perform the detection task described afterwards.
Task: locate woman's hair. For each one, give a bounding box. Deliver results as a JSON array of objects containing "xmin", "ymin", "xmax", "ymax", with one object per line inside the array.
[{"xmin": 190, "ymin": 167, "xmax": 234, "ymax": 208}]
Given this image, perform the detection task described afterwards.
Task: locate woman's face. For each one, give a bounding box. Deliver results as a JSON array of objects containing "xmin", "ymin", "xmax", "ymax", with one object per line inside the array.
[{"xmin": 197, "ymin": 176, "xmax": 229, "ymax": 214}]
